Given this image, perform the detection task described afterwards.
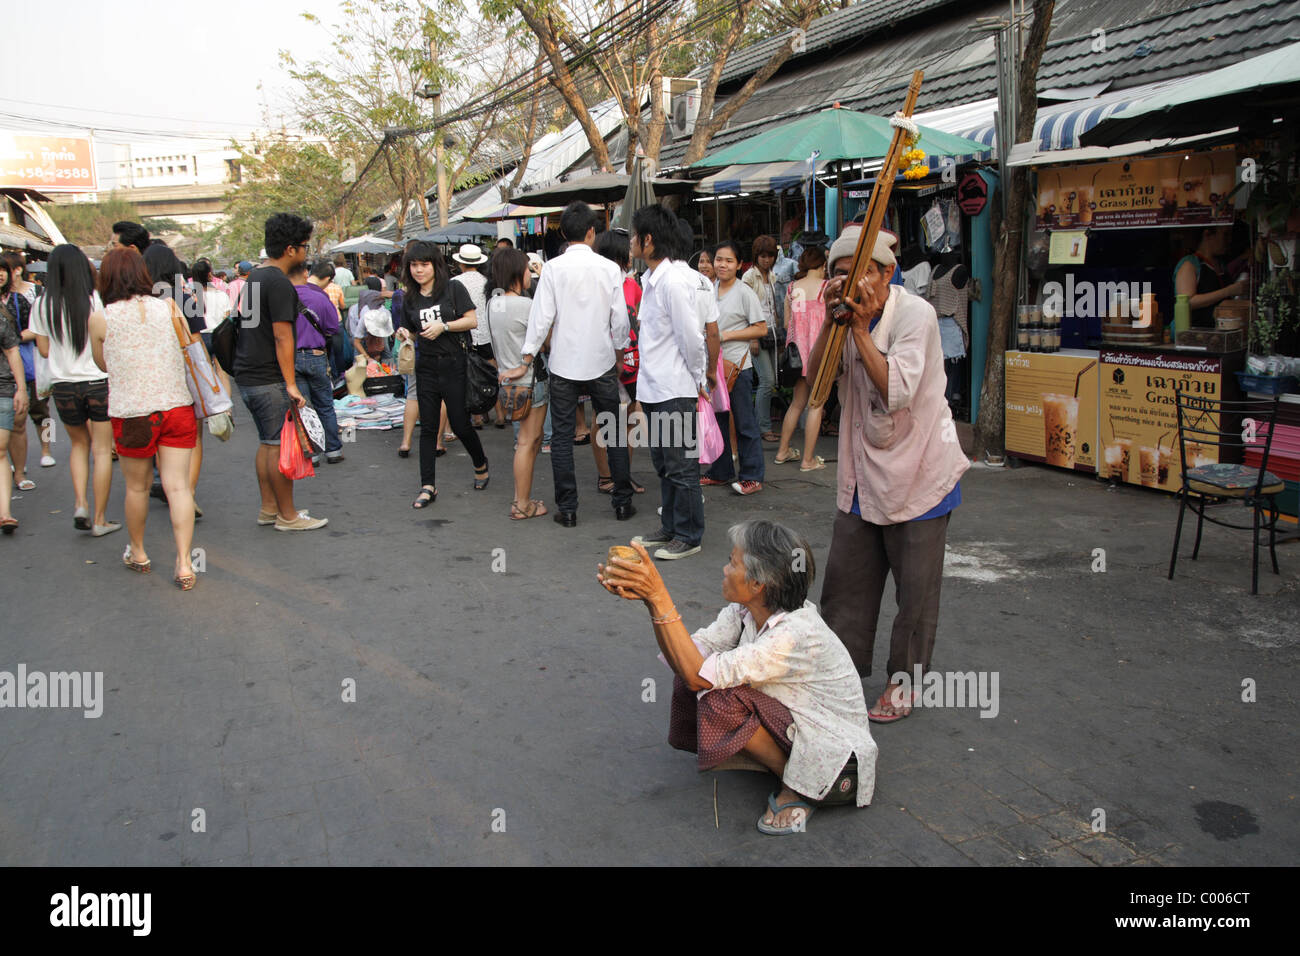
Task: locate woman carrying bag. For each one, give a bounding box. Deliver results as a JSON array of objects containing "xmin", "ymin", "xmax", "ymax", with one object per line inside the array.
[{"xmin": 393, "ymin": 240, "xmax": 488, "ymax": 509}]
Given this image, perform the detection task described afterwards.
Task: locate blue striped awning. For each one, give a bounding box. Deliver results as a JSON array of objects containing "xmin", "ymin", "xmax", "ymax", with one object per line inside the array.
[
  {"xmin": 955, "ymin": 94, "xmax": 1151, "ymax": 156},
  {"xmin": 695, "ymin": 159, "xmax": 829, "ymax": 196}
]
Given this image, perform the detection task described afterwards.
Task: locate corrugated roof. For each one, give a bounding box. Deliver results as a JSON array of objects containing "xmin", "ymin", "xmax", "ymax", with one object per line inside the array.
[
  {"xmin": 715, "ymin": 0, "xmax": 964, "ymax": 86},
  {"xmin": 659, "ymin": 0, "xmax": 1300, "ymax": 169}
]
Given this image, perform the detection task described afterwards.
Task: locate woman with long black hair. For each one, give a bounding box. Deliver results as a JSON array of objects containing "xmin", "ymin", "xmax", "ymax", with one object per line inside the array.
[
  {"xmin": 31, "ymin": 245, "xmax": 118, "ymax": 534},
  {"xmin": 393, "ymin": 240, "xmax": 488, "ymax": 508}
]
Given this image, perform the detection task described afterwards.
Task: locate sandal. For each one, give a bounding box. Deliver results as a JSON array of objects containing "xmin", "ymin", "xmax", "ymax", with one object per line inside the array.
[
  {"xmin": 510, "ymin": 498, "xmax": 549, "ymax": 520},
  {"xmin": 774, "ymin": 448, "xmax": 801, "ymax": 464},
  {"xmin": 756, "ymin": 792, "xmax": 815, "ymax": 835},
  {"xmin": 412, "ymin": 486, "xmax": 437, "ymax": 509},
  {"xmin": 631, "ymin": 477, "xmax": 646, "ymax": 494},
  {"xmin": 122, "ymin": 545, "xmax": 152, "ymax": 573},
  {"xmin": 760, "ymin": 432, "xmax": 781, "ymax": 443},
  {"xmin": 173, "ymin": 572, "xmax": 197, "ymax": 591},
  {"xmin": 597, "ymin": 475, "xmax": 614, "ymax": 494},
  {"xmin": 398, "ymin": 446, "xmax": 411, "ymax": 458},
  {"xmin": 868, "ymin": 686, "xmax": 914, "ymax": 724},
  {"xmin": 473, "ymin": 461, "xmax": 490, "ymax": 491},
  {"xmin": 800, "ymin": 456, "xmax": 827, "ymax": 472},
  {"xmin": 443, "ymin": 432, "xmax": 457, "ymax": 443},
  {"xmin": 17, "ymin": 478, "xmax": 35, "ymax": 491},
  {"xmin": 573, "ymin": 433, "xmax": 591, "ymax": 446},
  {"xmin": 0, "ymin": 516, "xmax": 17, "ymax": 535}
]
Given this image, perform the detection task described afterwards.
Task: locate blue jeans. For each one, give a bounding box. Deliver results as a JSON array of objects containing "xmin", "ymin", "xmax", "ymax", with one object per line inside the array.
[
  {"xmin": 294, "ymin": 351, "xmax": 342, "ymax": 453},
  {"xmin": 548, "ymin": 366, "xmax": 631, "ymax": 512},
  {"xmin": 752, "ymin": 345, "xmax": 775, "ymax": 433},
  {"xmin": 644, "ymin": 396, "xmax": 704, "ymax": 547},
  {"xmin": 705, "ymin": 367, "xmax": 764, "ymax": 483}
]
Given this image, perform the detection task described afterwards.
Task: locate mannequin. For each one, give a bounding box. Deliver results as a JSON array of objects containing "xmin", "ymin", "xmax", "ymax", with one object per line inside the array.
[
  {"xmin": 927, "ymin": 252, "xmax": 969, "ymax": 411},
  {"xmin": 345, "ymin": 353, "xmax": 369, "ymax": 396}
]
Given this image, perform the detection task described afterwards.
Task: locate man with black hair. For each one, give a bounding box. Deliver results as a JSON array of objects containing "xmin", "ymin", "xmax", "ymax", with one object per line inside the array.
[
  {"xmin": 503, "ymin": 200, "xmax": 634, "ymax": 527},
  {"xmin": 110, "ymin": 221, "xmax": 150, "ymax": 256},
  {"xmin": 495, "ymin": 237, "xmax": 514, "ymax": 250},
  {"xmin": 232, "ymin": 212, "xmax": 327, "ymax": 531},
  {"xmin": 629, "ymin": 204, "xmax": 708, "ymax": 560},
  {"xmin": 288, "ymin": 260, "xmax": 344, "ymax": 464}
]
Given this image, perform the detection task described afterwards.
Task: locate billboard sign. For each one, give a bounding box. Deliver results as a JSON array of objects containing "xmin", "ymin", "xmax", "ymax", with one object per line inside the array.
[{"xmin": 0, "ymin": 133, "xmax": 98, "ymax": 192}]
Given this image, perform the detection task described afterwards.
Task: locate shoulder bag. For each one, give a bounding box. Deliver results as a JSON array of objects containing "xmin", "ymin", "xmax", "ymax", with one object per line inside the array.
[
  {"xmin": 459, "ymin": 309, "xmax": 499, "ymax": 415},
  {"xmin": 168, "ymin": 299, "xmax": 233, "ymax": 419}
]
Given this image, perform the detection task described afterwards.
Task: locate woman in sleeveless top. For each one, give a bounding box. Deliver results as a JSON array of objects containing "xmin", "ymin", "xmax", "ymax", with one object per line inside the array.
[
  {"xmin": 89, "ymin": 247, "xmax": 198, "ymax": 589},
  {"xmin": 774, "ymin": 246, "xmax": 829, "ymax": 471},
  {"xmin": 1174, "ymin": 225, "xmax": 1248, "ymax": 328}
]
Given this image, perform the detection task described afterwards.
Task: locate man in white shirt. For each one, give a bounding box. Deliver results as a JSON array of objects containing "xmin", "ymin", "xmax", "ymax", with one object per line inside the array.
[
  {"xmin": 628, "ymin": 205, "xmax": 709, "ymax": 560},
  {"xmin": 502, "ymin": 201, "xmax": 634, "ymax": 526}
]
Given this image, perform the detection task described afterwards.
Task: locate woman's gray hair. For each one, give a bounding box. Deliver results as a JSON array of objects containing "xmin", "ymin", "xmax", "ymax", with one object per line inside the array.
[{"xmin": 727, "ymin": 519, "xmax": 815, "ymax": 613}]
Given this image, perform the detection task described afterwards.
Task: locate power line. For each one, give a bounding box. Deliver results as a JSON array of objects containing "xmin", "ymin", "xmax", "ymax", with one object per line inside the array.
[{"xmin": 0, "ymin": 96, "xmax": 267, "ymax": 130}]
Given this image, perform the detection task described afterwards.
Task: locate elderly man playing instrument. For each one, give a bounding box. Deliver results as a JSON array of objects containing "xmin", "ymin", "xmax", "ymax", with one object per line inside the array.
[
  {"xmin": 599, "ymin": 518, "xmax": 877, "ymax": 834},
  {"xmin": 807, "ymin": 225, "xmax": 969, "ymax": 724}
]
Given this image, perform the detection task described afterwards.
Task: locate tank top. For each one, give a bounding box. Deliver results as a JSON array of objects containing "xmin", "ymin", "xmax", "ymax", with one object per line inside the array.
[
  {"xmin": 928, "ymin": 268, "xmax": 969, "ymax": 348},
  {"xmin": 102, "ymin": 296, "xmax": 193, "ymax": 419},
  {"xmin": 1173, "ymin": 254, "xmax": 1223, "ymax": 328}
]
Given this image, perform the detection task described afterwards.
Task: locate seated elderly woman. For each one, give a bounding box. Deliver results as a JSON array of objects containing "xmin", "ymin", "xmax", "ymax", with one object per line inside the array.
[{"xmin": 598, "ymin": 518, "xmax": 877, "ymax": 834}]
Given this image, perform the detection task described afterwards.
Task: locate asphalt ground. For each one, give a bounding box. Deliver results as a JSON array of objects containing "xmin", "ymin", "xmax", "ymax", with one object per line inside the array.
[{"xmin": 2, "ymin": 404, "xmax": 1297, "ymax": 865}]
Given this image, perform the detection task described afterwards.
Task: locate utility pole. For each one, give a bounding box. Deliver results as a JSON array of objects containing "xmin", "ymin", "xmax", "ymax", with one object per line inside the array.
[{"xmin": 429, "ymin": 37, "xmax": 449, "ymax": 228}]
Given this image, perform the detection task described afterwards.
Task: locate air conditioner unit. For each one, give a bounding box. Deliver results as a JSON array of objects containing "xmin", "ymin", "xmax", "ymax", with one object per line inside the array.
[{"xmin": 662, "ymin": 78, "xmax": 701, "ymax": 139}]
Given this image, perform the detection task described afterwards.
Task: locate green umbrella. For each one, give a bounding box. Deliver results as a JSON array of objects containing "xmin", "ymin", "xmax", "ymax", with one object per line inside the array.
[{"xmin": 691, "ymin": 105, "xmax": 991, "ymax": 168}]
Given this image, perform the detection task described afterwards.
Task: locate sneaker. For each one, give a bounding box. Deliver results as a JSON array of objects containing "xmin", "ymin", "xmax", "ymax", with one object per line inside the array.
[
  {"xmin": 731, "ymin": 480, "xmax": 763, "ymax": 496},
  {"xmin": 259, "ymin": 509, "xmax": 306, "ymax": 526},
  {"xmin": 541, "ymin": 443, "xmax": 551, "ymax": 454},
  {"xmin": 699, "ymin": 476, "xmax": 730, "ymax": 486},
  {"xmin": 274, "ymin": 512, "xmax": 329, "ymax": 532},
  {"xmin": 326, "ymin": 452, "xmax": 345, "ymax": 464},
  {"xmin": 655, "ymin": 539, "xmax": 701, "ymax": 560},
  {"xmin": 632, "ymin": 528, "xmax": 673, "ymax": 547}
]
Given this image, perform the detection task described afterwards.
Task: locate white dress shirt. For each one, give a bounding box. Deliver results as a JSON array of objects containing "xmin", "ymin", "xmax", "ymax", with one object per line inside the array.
[
  {"xmin": 521, "ymin": 243, "xmax": 629, "ymax": 381},
  {"xmin": 636, "ymin": 259, "xmax": 708, "ymax": 404}
]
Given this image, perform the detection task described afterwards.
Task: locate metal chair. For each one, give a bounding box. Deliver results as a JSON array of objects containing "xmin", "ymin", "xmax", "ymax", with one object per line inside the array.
[{"xmin": 1168, "ymin": 389, "xmax": 1284, "ymax": 594}]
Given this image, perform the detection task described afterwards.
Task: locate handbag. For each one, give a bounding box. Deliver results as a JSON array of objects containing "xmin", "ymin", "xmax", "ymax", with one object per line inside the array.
[
  {"xmin": 500, "ymin": 383, "xmax": 532, "ymax": 421},
  {"xmin": 461, "ymin": 336, "xmax": 499, "ymax": 416},
  {"xmin": 777, "ymin": 340, "xmax": 803, "ymax": 389},
  {"xmin": 210, "ymin": 283, "xmax": 245, "ymax": 373},
  {"xmin": 168, "ymin": 299, "xmax": 233, "ymax": 419}
]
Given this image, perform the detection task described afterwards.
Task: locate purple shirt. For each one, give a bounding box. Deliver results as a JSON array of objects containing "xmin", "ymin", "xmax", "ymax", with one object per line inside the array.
[{"xmin": 294, "ymin": 282, "xmax": 341, "ymax": 350}]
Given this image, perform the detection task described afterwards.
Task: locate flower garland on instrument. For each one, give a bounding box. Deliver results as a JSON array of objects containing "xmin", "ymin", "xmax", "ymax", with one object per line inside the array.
[{"xmin": 891, "ymin": 113, "xmax": 929, "ymax": 180}]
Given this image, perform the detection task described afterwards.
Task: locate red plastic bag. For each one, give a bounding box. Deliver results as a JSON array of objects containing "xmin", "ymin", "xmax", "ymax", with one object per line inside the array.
[{"xmin": 278, "ymin": 410, "xmax": 315, "ymax": 479}]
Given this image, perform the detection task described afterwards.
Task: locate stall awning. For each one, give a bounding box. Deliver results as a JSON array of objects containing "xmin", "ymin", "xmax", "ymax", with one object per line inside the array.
[
  {"xmin": 695, "ymin": 160, "xmax": 828, "ymax": 196},
  {"xmin": 954, "ymin": 79, "xmax": 1187, "ymax": 155}
]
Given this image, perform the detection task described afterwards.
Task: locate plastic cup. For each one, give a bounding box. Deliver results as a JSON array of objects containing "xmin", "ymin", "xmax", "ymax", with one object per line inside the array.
[{"xmin": 1043, "ymin": 394, "xmax": 1079, "ymax": 468}]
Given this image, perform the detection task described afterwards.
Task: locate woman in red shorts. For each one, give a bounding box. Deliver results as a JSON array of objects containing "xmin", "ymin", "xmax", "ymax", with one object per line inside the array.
[{"xmin": 88, "ymin": 247, "xmax": 199, "ymax": 589}]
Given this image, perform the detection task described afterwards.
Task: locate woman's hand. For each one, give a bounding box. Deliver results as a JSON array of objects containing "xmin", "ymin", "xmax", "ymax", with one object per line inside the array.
[
  {"xmin": 597, "ymin": 540, "xmax": 670, "ymax": 606},
  {"xmin": 395, "ymin": 327, "xmax": 412, "ymax": 343},
  {"xmin": 419, "ymin": 320, "xmax": 444, "ymax": 341}
]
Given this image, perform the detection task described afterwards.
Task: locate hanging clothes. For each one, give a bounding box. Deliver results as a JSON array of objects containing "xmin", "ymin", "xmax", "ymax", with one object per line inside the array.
[{"xmin": 928, "ymin": 267, "xmax": 969, "ymax": 361}]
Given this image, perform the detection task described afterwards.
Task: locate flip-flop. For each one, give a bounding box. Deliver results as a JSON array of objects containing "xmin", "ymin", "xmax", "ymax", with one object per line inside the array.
[
  {"xmin": 868, "ymin": 688, "xmax": 914, "ymax": 724},
  {"xmin": 760, "ymin": 432, "xmax": 781, "ymax": 443},
  {"xmin": 774, "ymin": 448, "xmax": 801, "ymax": 464},
  {"xmin": 122, "ymin": 546, "xmax": 151, "ymax": 573},
  {"xmin": 573, "ymin": 434, "xmax": 591, "ymax": 446},
  {"xmin": 173, "ymin": 573, "xmax": 197, "ymax": 591},
  {"xmin": 756, "ymin": 792, "xmax": 815, "ymax": 835}
]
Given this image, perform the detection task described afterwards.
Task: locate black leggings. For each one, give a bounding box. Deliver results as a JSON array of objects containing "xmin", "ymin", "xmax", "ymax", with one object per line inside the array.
[{"xmin": 416, "ymin": 353, "xmax": 486, "ymax": 488}]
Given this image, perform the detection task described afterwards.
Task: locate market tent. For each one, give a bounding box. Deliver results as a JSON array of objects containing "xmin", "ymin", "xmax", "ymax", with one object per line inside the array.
[
  {"xmin": 696, "ymin": 159, "xmax": 831, "ymax": 195},
  {"xmin": 463, "ymin": 203, "xmax": 563, "ymax": 221},
  {"xmin": 614, "ymin": 155, "xmax": 658, "ymax": 232},
  {"xmin": 691, "ymin": 105, "xmax": 991, "ymax": 168},
  {"xmin": 1080, "ymin": 41, "xmax": 1300, "ymax": 147},
  {"xmin": 330, "ymin": 234, "xmax": 399, "ymax": 254},
  {"xmin": 510, "ymin": 172, "xmax": 693, "ymax": 206},
  {"xmin": 412, "ymin": 220, "xmax": 497, "ymax": 243}
]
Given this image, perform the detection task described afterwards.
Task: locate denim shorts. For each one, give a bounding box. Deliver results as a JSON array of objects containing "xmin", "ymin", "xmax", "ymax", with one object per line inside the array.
[
  {"xmin": 403, "ymin": 371, "xmax": 416, "ymax": 398},
  {"xmin": 0, "ymin": 396, "xmax": 13, "ymax": 432},
  {"xmin": 532, "ymin": 376, "xmax": 549, "ymax": 407},
  {"xmin": 239, "ymin": 382, "xmax": 291, "ymax": 445}
]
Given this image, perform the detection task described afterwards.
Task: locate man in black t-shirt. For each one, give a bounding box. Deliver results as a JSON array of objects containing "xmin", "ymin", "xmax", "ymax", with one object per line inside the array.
[{"xmin": 233, "ymin": 213, "xmax": 328, "ymax": 531}]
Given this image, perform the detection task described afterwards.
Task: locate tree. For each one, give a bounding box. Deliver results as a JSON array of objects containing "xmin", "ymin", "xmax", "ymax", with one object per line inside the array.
[
  {"xmin": 679, "ymin": 0, "xmax": 827, "ymax": 166},
  {"xmin": 974, "ymin": 0, "xmax": 1055, "ymax": 458},
  {"xmin": 214, "ymin": 135, "xmax": 386, "ymax": 260},
  {"xmin": 44, "ymin": 195, "xmax": 141, "ymax": 250},
  {"xmin": 282, "ymin": 0, "xmax": 518, "ymax": 237}
]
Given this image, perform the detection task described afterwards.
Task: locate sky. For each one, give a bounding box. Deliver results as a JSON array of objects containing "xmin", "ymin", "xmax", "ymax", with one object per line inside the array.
[{"xmin": 0, "ymin": 0, "xmax": 333, "ymax": 145}]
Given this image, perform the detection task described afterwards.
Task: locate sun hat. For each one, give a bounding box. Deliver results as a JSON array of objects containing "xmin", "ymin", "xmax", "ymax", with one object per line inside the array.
[{"xmin": 452, "ymin": 244, "xmax": 487, "ymax": 266}]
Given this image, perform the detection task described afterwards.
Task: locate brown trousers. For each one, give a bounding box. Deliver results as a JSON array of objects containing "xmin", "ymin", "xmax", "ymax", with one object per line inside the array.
[{"xmin": 820, "ymin": 509, "xmax": 951, "ymax": 679}]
